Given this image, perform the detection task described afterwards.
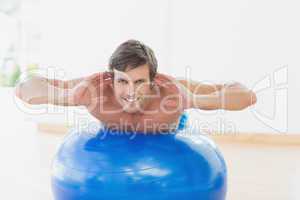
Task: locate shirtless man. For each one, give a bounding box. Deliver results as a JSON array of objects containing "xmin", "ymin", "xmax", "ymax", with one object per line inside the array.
[{"xmin": 15, "ymin": 40, "xmax": 257, "ymax": 133}]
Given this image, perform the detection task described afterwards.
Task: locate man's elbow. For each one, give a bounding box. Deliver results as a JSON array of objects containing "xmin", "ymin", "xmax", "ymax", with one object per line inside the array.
[
  {"xmin": 14, "ymin": 84, "xmax": 32, "ymax": 104},
  {"xmin": 239, "ymin": 90, "xmax": 257, "ymax": 110},
  {"xmin": 15, "ymin": 84, "xmax": 22, "ymax": 99},
  {"xmin": 249, "ymin": 90, "xmax": 257, "ymax": 106},
  {"xmin": 14, "ymin": 76, "xmax": 46, "ymax": 105}
]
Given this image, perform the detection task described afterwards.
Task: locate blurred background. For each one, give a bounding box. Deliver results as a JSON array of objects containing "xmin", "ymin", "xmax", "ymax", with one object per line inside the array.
[
  {"xmin": 1, "ymin": 0, "xmax": 299, "ymax": 134},
  {"xmin": 1, "ymin": 1, "xmax": 300, "ymax": 199}
]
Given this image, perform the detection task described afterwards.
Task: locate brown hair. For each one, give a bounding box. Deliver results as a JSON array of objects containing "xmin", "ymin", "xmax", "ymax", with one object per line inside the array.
[{"xmin": 109, "ymin": 40, "xmax": 158, "ymax": 81}]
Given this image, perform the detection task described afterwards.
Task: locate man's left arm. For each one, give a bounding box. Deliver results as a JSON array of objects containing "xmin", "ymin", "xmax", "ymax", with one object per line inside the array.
[{"xmin": 177, "ymin": 80, "xmax": 257, "ymax": 111}]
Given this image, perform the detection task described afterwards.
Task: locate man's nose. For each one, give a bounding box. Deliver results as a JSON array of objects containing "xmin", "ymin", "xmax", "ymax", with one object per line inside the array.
[{"xmin": 127, "ymin": 83, "xmax": 136, "ymax": 97}]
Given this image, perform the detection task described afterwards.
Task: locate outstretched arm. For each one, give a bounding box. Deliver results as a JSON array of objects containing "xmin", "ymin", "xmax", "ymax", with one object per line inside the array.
[
  {"xmin": 15, "ymin": 75, "xmax": 81, "ymax": 106},
  {"xmin": 178, "ymin": 79, "xmax": 223, "ymax": 95},
  {"xmin": 178, "ymin": 79, "xmax": 257, "ymax": 110},
  {"xmin": 15, "ymin": 72, "xmax": 112, "ymax": 107},
  {"xmin": 47, "ymin": 77, "xmax": 84, "ymax": 89}
]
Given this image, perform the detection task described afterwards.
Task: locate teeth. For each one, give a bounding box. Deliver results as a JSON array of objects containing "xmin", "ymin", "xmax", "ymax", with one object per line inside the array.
[{"xmin": 124, "ymin": 97, "xmax": 139, "ymax": 102}]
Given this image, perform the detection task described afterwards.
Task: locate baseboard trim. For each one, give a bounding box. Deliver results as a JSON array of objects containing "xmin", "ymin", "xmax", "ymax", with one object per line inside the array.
[
  {"xmin": 208, "ymin": 133, "xmax": 300, "ymax": 146},
  {"xmin": 36, "ymin": 123, "xmax": 300, "ymax": 146},
  {"xmin": 37, "ymin": 123, "xmax": 70, "ymax": 135}
]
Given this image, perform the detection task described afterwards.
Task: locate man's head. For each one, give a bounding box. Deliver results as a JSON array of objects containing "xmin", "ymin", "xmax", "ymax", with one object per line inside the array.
[{"xmin": 108, "ymin": 40, "xmax": 158, "ymax": 113}]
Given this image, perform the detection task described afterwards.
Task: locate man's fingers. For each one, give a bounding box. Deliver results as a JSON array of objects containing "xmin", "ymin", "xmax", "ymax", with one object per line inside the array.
[
  {"xmin": 85, "ymin": 72, "xmax": 102, "ymax": 81},
  {"xmin": 86, "ymin": 71, "xmax": 112, "ymax": 82},
  {"xmin": 91, "ymin": 72, "xmax": 113, "ymax": 85},
  {"xmin": 154, "ymin": 73, "xmax": 175, "ymax": 85},
  {"xmin": 154, "ymin": 74, "xmax": 170, "ymax": 88},
  {"xmin": 153, "ymin": 78, "xmax": 167, "ymax": 88},
  {"xmin": 77, "ymin": 72, "xmax": 112, "ymax": 98},
  {"xmin": 154, "ymin": 75, "xmax": 180, "ymax": 93},
  {"xmin": 155, "ymin": 73, "xmax": 174, "ymax": 82}
]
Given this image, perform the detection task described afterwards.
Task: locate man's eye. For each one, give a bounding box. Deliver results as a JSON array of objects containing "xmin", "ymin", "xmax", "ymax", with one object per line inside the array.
[
  {"xmin": 118, "ymin": 79, "xmax": 127, "ymax": 84},
  {"xmin": 136, "ymin": 80, "xmax": 145, "ymax": 84}
]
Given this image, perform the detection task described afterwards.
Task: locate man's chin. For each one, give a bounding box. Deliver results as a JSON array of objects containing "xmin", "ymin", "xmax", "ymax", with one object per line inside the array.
[
  {"xmin": 122, "ymin": 104, "xmax": 141, "ymax": 113},
  {"xmin": 123, "ymin": 108, "xmax": 138, "ymax": 113}
]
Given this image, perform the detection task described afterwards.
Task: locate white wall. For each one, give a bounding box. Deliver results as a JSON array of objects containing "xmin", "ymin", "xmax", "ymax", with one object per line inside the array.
[
  {"xmin": 18, "ymin": 0, "xmax": 300, "ymax": 134},
  {"xmin": 35, "ymin": 0, "xmax": 170, "ymax": 78},
  {"xmin": 168, "ymin": 0, "xmax": 300, "ymax": 134}
]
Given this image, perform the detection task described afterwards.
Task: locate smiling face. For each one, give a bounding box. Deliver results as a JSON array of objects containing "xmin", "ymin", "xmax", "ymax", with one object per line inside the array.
[{"xmin": 112, "ymin": 64, "xmax": 153, "ymax": 113}]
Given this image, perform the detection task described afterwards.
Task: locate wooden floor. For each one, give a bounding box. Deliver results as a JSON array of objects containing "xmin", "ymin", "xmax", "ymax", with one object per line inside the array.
[
  {"xmin": 216, "ymin": 142, "xmax": 300, "ymax": 200},
  {"xmin": 1, "ymin": 119, "xmax": 300, "ymax": 199}
]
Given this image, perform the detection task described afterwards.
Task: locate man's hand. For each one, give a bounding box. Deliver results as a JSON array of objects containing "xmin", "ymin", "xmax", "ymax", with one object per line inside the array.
[
  {"xmin": 153, "ymin": 73, "xmax": 180, "ymax": 93},
  {"xmin": 71, "ymin": 72, "xmax": 113, "ymax": 107},
  {"xmin": 153, "ymin": 73, "xmax": 190, "ymax": 110},
  {"xmin": 153, "ymin": 75, "xmax": 257, "ymax": 111},
  {"xmin": 184, "ymin": 80, "xmax": 257, "ymax": 110}
]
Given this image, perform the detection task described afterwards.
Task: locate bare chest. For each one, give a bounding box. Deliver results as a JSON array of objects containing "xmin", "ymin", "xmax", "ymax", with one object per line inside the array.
[{"xmin": 89, "ymin": 103, "xmax": 183, "ymax": 133}]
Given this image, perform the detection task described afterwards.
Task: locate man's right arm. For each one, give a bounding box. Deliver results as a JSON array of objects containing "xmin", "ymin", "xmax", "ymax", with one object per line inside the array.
[
  {"xmin": 15, "ymin": 75, "xmax": 83, "ymax": 106},
  {"xmin": 47, "ymin": 77, "xmax": 84, "ymax": 89}
]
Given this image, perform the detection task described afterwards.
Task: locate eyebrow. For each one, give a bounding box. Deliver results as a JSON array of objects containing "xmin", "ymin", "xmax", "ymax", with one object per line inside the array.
[
  {"xmin": 134, "ymin": 78, "xmax": 146, "ymax": 82},
  {"xmin": 117, "ymin": 78, "xmax": 146, "ymax": 83}
]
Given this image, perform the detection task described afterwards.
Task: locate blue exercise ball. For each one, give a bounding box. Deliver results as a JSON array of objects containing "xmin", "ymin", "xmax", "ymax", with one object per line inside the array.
[{"xmin": 51, "ymin": 124, "xmax": 227, "ymax": 200}]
